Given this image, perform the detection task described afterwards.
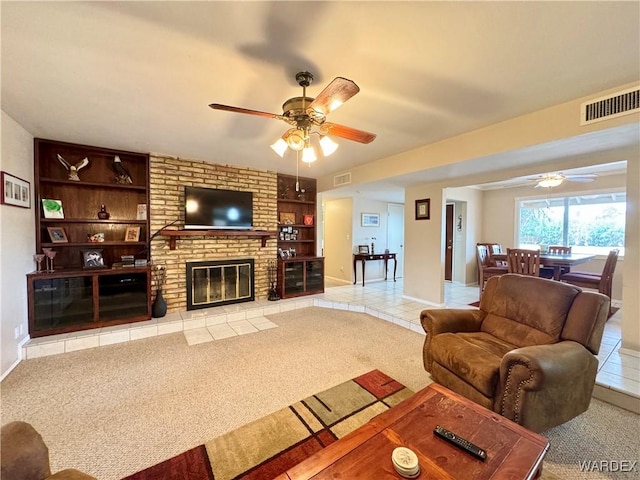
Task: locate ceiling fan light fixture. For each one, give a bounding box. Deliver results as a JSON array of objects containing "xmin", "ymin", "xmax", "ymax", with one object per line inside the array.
[
  {"xmin": 286, "ymin": 128, "xmax": 306, "ymax": 151},
  {"xmin": 302, "ymin": 143, "xmax": 317, "ymax": 163},
  {"xmin": 537, "ymin": 176, "xmax": 564, "ymax": 188},
  {"xmin": 270, "ymin": 138, "xmax": 288, "ymax": 157},
  {"xmin": 319, "ymin": 135, "xmax": 339, "ymax": 156}
]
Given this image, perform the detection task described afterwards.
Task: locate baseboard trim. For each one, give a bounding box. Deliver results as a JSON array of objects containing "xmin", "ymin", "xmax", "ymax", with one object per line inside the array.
[
  {"xmin": 618, "ymin": 347, "xmax": 640, "ymax": 358},
  {"xmin": 0, "ymin": 336, "xmax": 29, "ymax": 381},
  {"xmin": 401, "ymin": 294, "xmax": 443, "ymax": 308}
]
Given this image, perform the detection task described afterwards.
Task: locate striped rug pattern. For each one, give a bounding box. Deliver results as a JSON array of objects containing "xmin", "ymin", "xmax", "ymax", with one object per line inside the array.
[{"xmin": 122, "ymin": 369, "xmax": 413, "ymax": 480}]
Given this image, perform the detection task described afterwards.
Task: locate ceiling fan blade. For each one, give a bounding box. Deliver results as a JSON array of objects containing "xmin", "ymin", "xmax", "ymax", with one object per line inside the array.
[
  {"xmin": 307, "ymin": 77, "xmax": 360, "ymax": 117},
  {"xmin": 566, "ymin": 176, "xmax": 596, "ymax": 183},
  {"xmin": 322, "ymin": 122, "xmax": 376, "ymax": 144},
  {"xmin": 209, "ymin": 103, "xmax": 283, "ymax": 120}
]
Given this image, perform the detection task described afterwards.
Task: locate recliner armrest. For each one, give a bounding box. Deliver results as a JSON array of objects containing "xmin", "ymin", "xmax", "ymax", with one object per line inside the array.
[
  {"xmin": 497, "ymin": 341, "xmax": 598, "ymax": 432},
  {"xmin": 420, "ymin": 308, "xmax": 485, "ymax": 336},
  {"xmin": 420, "ymin": 309, "xmax": 485, "ymax": 373}
]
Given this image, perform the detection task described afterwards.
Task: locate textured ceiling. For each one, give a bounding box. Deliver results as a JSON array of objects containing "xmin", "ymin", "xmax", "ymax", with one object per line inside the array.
[{"xmin": 2, "ymin": 1, "xmax": 639, "ymax": 186}]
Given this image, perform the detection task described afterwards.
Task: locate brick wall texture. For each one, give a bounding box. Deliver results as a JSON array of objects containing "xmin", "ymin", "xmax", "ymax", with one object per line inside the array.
[{"xmin": 149, "ymin": 154, "xmax": 277, "ymax": 311}]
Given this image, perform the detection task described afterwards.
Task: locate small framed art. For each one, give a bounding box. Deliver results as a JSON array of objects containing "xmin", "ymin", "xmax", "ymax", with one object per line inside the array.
[
  {"xmin": 358, "ymin": 245, "xmax": 370, "ymax": 254},
  {"xmin": 1, "ymin": 171, "xmax": 30, "ymax": 208},
  {"xmin": 280, "ymin": 212, "xmax": 296, "ymax": 225},
  {"xmin": 47, "ymin": 227, "xmax": 68, "ymax": 243},
  {"xmin": 415, "ymin": 198, "xmax": 430, "ymax": 220},
  {"xmin": 124, "ymin": 226, "xmax": 141, "ymax": 242},
  {"xmin": 42, "ymin": 199, "xmax": 64, "ymax": 218},
  {"xmin": 361, "ymin": 213, "xmax": 380, "ymax": 227},
  {"xmin": 82, "ymin": 249, "xmax": 105, "ymax": 268}
]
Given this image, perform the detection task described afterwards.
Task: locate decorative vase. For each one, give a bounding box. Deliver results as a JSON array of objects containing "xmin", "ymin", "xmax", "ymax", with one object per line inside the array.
[
  {"xmin": 152, "ymin": 288, "xmax": 167, "ymax": 318},
  {"xmin": 97, "ymin": 205, "xmax": 110, "ymax": 220}
]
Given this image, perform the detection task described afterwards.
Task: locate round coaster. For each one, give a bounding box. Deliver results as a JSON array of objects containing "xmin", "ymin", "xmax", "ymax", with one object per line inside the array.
[{"xmin": 392, "ymin": 447, "xmax": 420, "ymax": 478}]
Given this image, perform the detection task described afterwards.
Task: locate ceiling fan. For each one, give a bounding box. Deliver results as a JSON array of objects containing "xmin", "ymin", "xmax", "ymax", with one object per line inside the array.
[
  {"xmin": 209, "ymin": 71, "xmax": 376, "ymax": 163},
  {"xmin": 533, "ymin": 173, "xmax": 597, "ymax": 188}
]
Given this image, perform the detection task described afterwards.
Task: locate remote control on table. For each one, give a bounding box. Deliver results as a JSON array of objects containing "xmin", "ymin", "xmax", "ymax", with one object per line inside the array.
[{"xmin": 433, "ymin": 425, "xmax": 487, "ymax": 461}]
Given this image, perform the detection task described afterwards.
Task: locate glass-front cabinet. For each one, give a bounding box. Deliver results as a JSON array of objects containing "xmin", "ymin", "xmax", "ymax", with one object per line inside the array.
[
  {"xmin": 278, "ymin": 257, "xmax": 324, "ymax": 299},
  {"xmin": 31, "ymin": 275, "xmax": 94, "ymax": 332},
  {"xmin": 28, "ymin": 269, "xmax": 150, "ymax": 338}
]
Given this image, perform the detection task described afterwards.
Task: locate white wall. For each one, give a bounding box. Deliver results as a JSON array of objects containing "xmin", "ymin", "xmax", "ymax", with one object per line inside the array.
[
  {"xmin": 323, "ymin": 197, "xmax": 353, "ymax": 284},
  {"xmin": 1, "ymin": 111, "xmax": 35, "ymax": 378},
  {"xmin": 622, "ymin": 156, "xmax": 639, "ymax": 351},
  {"xmin": 403, "ymin": 184, "xmax": 446, "ymax": 305}
]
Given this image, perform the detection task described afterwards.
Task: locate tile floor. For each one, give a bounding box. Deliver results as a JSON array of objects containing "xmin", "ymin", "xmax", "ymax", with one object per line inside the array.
[{"xmin": 22, "ymin": 278, "xmax": 638, "ymax": 412}]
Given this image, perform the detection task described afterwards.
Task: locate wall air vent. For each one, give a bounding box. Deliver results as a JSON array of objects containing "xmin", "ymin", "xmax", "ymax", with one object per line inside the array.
[
  {"xmin": 334, "ymin": 172, "xmax": 352, "ymax": 186},
  {"xmin": 580, "ymin": 86, "xmax": 639, "ymax": 125}
]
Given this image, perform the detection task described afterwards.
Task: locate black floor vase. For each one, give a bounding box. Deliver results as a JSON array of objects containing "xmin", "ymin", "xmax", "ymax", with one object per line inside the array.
[{"xmin": 152, "ymin": 288, "xmax": 167, "ymax": 318}]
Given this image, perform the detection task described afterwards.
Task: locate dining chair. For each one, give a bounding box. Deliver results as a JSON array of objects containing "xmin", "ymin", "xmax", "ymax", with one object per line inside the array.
[
  {"xmin": 560, "ymin": 249, "xmax": 619, "ymax": 317},
  {"xmin": 477, "ymin": 243, "xmax": 505, "ymax": 266},
  {"xmin": 540, "ymin": 245, "xmax": 572, "ymax": 278},
  {"xmin": 506, "ymin": 248, "xmax": 541, "ymax": 276},
  {"xmin": 548, "ymin": 245, "xmax": 572, "ymax": 254},
  {"xmin": 476, "ymin": 244, "xmax": 508, "ymax": 299}
]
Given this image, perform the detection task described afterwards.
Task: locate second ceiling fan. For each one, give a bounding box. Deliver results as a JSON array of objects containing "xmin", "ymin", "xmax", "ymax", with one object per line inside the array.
[{"xmin": 209, "ymin": 71, "xmax": 376, "ymax": 162}]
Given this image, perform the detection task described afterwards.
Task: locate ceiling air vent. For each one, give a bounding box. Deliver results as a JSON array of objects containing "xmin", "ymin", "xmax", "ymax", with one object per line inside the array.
[
  {"xmin": 580, "ymin": 86, "xmax": 639, "ymax": 125},
  {"xmin": 334, "ymin": 172, "xmax": 352, "ymax": 186}
]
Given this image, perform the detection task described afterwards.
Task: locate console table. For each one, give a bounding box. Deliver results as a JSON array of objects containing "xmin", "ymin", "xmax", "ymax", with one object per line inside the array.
[{"xmin": 353, "ymin": 252, "xmax": 397, "ymax": 286}]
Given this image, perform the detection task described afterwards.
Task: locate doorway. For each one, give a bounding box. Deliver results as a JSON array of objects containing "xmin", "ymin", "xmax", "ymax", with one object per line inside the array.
[
  {"xmin": 387, "ymin": 203, "xmax": 404, "ymax": 278},
  {"xmin": 445, "ymin": 204, "xmax": 454, "ymax": 281}
]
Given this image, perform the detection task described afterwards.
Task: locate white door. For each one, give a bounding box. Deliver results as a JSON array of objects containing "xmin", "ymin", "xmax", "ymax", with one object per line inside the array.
[{"xmin": 387, "ymin": 203, "xmax": 404, "ymax": 278}]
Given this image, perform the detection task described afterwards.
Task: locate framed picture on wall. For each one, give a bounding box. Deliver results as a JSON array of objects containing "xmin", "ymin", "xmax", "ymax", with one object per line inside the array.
[
  {"xmin": 415, "ymin": 198, "xmax": 430, "ymax": 220},
  {"xmin": 1, "ymin": 171, "xmax": 31, "ymax": 209},
  {"xmin": 361, "ymin": 213, "xmax": 380, "ymax": 227}
]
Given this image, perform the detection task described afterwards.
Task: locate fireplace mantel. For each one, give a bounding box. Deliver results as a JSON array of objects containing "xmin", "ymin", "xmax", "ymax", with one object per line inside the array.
[{"xmin": 159, "ymin": 229, "xmax": 277, "ymax": 249}]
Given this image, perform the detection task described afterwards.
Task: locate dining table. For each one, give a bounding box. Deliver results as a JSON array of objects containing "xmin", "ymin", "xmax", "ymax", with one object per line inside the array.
[{"xmin": 493, "ymin": 252, "xmax": 596, "ymax": 281}]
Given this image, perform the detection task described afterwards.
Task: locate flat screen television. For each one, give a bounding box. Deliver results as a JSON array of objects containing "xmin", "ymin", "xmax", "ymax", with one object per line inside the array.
[{"xmin": 184, "ymin": 186, "xmax": 253, "ymax": 230}]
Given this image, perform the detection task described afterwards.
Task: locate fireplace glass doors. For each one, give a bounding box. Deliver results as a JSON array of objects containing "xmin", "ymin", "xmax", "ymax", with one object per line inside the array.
[{"xmin": 186, "ymin": 259, "xmax": 254, "ymax": 310}]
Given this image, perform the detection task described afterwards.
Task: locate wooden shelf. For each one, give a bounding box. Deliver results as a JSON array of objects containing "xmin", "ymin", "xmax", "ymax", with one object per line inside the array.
[
  {"xmin": 40, "ymin": 177, "xmax": 147, "ymax": 191},
  {"xmin": 159, "ymin": 229, "xmax": 277, "ymax": 249},
  {"xmin": 41, "ymin": 241, "xmax": 147, "ymax": 248},
  {"xmin": 41, "ymin": 218, "xmax": 147, "ymax": 224},
  {"xmin": 31, "ymin": 138, "xmax": 152, "ymax": 337}
]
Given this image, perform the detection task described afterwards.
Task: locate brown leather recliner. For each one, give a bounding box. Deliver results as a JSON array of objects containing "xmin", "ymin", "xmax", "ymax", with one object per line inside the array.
[
  {"xmin": 1, "ymin": 421, "xmax": 96, "ymax": 480},
  {"xmin": 421, "ymin": 274, "xmax": 609, "ymax": 433}
]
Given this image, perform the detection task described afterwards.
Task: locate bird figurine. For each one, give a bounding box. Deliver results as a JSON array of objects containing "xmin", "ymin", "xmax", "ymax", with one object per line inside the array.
[
  {"xmin": 57, "ymin": 154, "xmax": 89, "ymax": 181},
  {"xmin": 112, "ymin": 155, "xmax": 133, "ymax": 184}
]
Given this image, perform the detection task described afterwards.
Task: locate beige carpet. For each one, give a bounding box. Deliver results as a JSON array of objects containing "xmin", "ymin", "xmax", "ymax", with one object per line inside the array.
[{"xmin": 1, "ymin": 307, "xmax": 638, "ymax": 479}]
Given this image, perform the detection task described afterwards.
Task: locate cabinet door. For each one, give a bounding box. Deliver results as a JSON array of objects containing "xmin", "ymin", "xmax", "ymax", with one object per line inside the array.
[
  {"xmin": 31, "ymin": 276, "xmax": 94, "ymax": 332},
  {"xmin": 305, "ymin": 260, "xmax": 324, "ymax": 292},
  {"xmin": 283, "ymin": 262, "xmax": 305, "ymax": 295},
  {"xmin": 98, "ymin": 272, "xmax": 149, "ymax": 321}
]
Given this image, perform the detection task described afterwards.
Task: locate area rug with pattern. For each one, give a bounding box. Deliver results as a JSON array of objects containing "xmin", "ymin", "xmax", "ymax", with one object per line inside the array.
[{"xmin": 121, "ymin": 369, "xmax": 413, "ymax": 480}]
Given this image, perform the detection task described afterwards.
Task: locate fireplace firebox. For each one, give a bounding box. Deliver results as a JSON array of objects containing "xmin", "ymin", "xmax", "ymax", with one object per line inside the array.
[{"xmin": 186, "ymin": 259, "xmax": 254, "ymax": 310}]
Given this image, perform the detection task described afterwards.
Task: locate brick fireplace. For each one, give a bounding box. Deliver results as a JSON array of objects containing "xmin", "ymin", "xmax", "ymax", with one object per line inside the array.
[{"xmin": 149, "ymin": 154, "xmax": 277, "ymax": 312}]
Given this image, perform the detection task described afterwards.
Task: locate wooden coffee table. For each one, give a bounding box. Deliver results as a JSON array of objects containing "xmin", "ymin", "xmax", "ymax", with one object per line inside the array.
[{"xmin": 276, "ymin": 382, "xmax": 549, "ymax": 479}]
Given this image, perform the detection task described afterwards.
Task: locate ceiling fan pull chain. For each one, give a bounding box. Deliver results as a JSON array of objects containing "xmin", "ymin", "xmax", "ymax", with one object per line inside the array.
[{"xmin": 296, "ymin": 150, "xmax": 300, "ymax": 192}]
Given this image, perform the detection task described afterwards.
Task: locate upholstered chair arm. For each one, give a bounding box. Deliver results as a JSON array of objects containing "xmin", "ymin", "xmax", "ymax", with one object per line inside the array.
[
  {"xmin": 48, "ymin": 469, "xmax": 97, "ymax": 479},
  {"xmin": 496, "ymin": 341, "xmax": 598, "ymax": 433},
  {"xmin": 420, "ymin": 308, "xmax": 485, "ymax": 336},
  {"xmin": 420, "ymin": 309, "xmax": 485, "ymax": 372}
]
